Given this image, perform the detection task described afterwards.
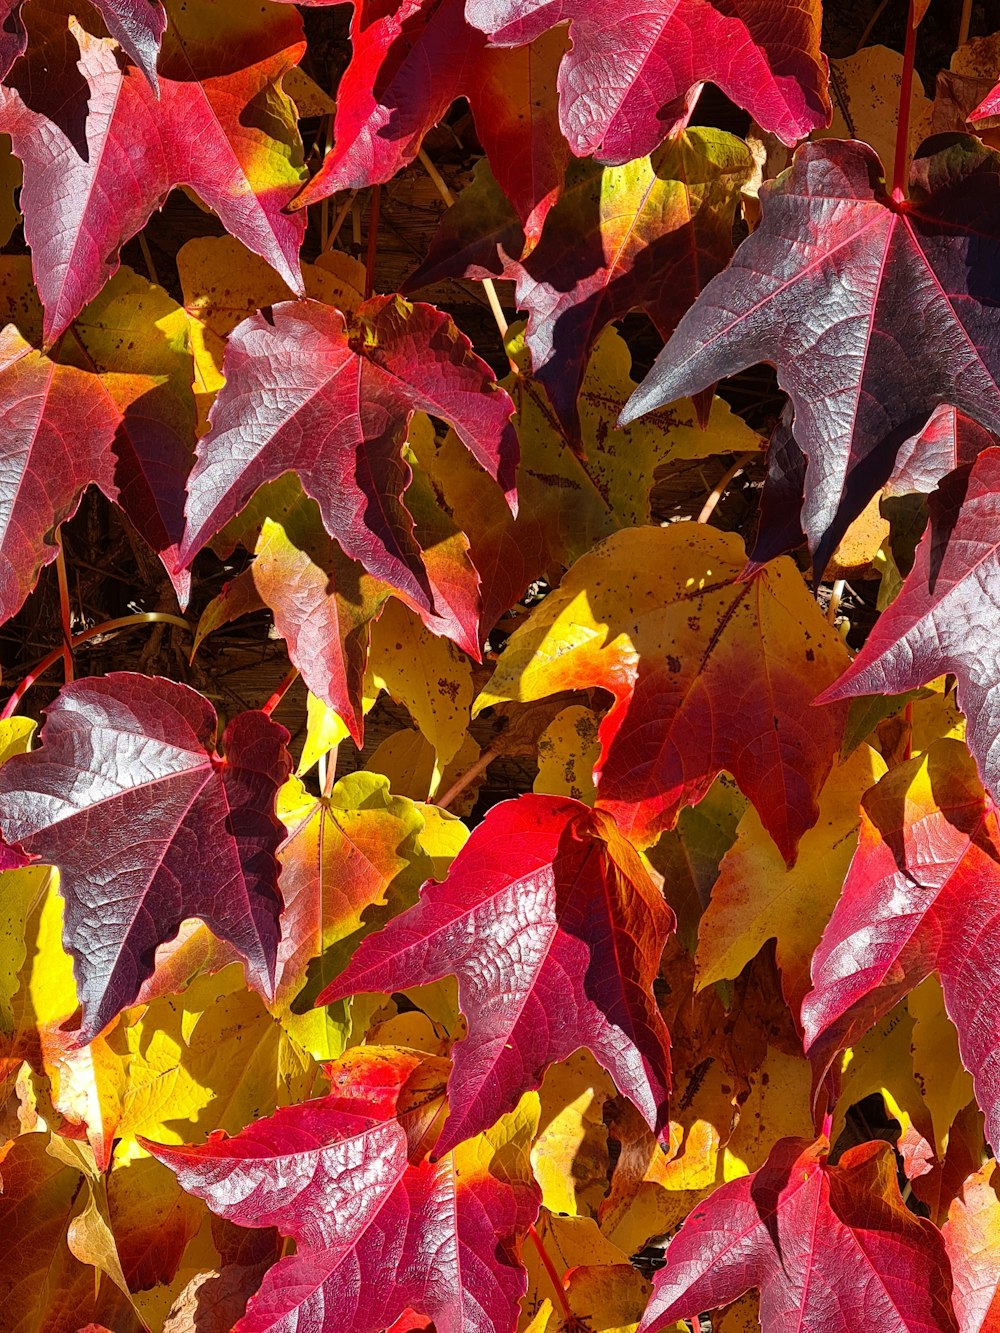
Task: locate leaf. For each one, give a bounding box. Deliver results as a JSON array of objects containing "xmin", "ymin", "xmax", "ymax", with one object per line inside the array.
[
  {"xmin": 320, "ymin": 793, "xmax": 674, "ymax": 1155},
  {"xmin": 180, "ymin": 296, "xmax": 517, "ymax": 615},
  {"xmin": 0, "ymin": 0, "xmax": 307, "ymax": 342},
  {"xmin": 944, "ymin": 1159, "xmax": 1000, "ymax": 1333},
  {"xmin": 522, "ymin": 1212, "xmax": 651, "ymax": 1333},
  {"xmin": 638, "ymin": 1136, "xmax": 957, "ymax": 1333},
  {"xmin": 823, "ymin": 45, "xmax": 932, "ymax": 173},
  {"xmin": 0, "ymin": 324, "xmax": 118, "ymax": 624},
  {"xmin": 414, "ymin": 325, "xmax": 760, "ymax": 633},
  {"xmin": 886, "ymin": 405, "xmax": 997, "ymax": 499},
  {"xmin": 478, "ymin": 523, "xmax": 850, "ymax": 859},
  {"xmin": 274, "ymin": 770, "xmax": 462, "ymax": 1059},
  {"xmin": 176, "ymin": 235, "xmax": 367, "ymax": 433},
  {"xmin": 465, "ymin": 0, "xmax": 830, "ymax": 160},
  {"xmin": 819, "ymin": 448, "xmax": 1000, "ymax": 809},
  {"xmin": 293, "ymin": 0, "xmax": 569, "ymax": 245},
  {"xmin": 410, "ymin": 130, "xmax": 754, "ymax": 436},
  {"xmin": 802, "ymin": 737, "xmax": 1000, "ymax": 1154},
  {"xmin": 624, "ymin": 136, "xmax": 1000, "ymax": 573},
  {"xmin": 368, "ymin": 597, "xmax": 474, "ymax": 794},
  {"xmin": 145, "ymin": 1050, "xmax": 541, "ymax": 1333},
  {"xmin": 694, "ymin": 744, "xmax": 885, "ymax": 1014},
  {"xmin": 0, "ymin": 1132, "xmax": 141, "ymax": 1332},
  {"xmin": 0, "ymin": 673, "xmax": 291, "ymax": 1040},
  {"xmin": 530, "ymin": 1049, "xmax": 615, "ymax": 1216},
  {"xmin": 533, "ymin": 705, "xmax": 601, "ymax": 805}
]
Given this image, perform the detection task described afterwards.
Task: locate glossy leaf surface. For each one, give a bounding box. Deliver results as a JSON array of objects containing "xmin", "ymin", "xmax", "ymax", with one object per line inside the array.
[
  {"xmin": 321, "ymin": 793, "xmax": 674, "ymax": 1155},
  {"xmin": 0, "ymin": 673, "xmax": 290, "ymax": 1039}
]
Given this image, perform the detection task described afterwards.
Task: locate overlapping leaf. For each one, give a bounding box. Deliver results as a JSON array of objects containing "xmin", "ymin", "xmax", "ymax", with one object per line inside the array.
[
  {"xmin": 464, "ymin": 0, "xmax": 830, "ymax": 160},
  {"xmin": 0, "ymin": 673, "xmax": 291, "ymax": 1040},
  {"xmin": 0, "ymin": 324, "xmax": 119, "ymax": 624},
  {"xmin": 409, "ymin": 129, "xmax": 753, "ymax": 434},
  {"xmin": 802, "ymin": 738, "xmax": 1000, "ymax": 1153},
  {"xmin": 0, "ymin": 0, "xmax": 307, "ymax": 342},
  {"xmin": 820, "ymin": 448, "xmax": 1000, "ymax": 809},
  {"xmin": 0, "ymin": 0, "xmax": 166, "ymax": 85},
  {"xmin": 625, "ymin": 136, "xmax": 1000, "ymax": 572},
  {"xmin": 479, "ymin": 524, "xmax": 850, "ymax": 858},
  {"xmin": 320, "ymin": 793, "xmax": 674, "ymax": 1155},
  {"xmin": 180, "ymin": 296, "xmax": 516, "ymax": 616},
  {"xmin": 146, "ymin": 1048, "xmax": 541, "ymax": 1333},
  {"xmin": 290, "ymin": 0, "xmax": 568, "ymax": 244},
  {"xmin": 638, "ymin": 1135, "xmax": 957, "ymax": 1332}
]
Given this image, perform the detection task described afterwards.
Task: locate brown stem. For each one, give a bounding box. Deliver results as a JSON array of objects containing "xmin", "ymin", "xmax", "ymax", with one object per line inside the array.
[
  {"xmin": 958, "ymin": 0, "xmax": 973, "ymax": 48},
  {"xmin": 697, "ymin": 452, "xmax": 756, "ymax": 524},
  {"xmin": 364, "ymin": 185, "xmax": 381, "ymax": 298},
  {"xmin": 432, "ymin": 745, "xmax": 496, "ymax": 810},
  {"xmin": 891, "ymin": 0, "xmax": 919, "ymax": 203},
  {"xmin": 1, "ymin": 613, "xmax": 192, "ymax": 719}
]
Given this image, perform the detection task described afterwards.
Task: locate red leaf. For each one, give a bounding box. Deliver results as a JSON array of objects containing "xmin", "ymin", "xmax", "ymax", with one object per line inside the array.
[
  {"xmin": 0, "ymin": 0, "xmax": 306, "ymax": 343},
  {"xmin": 0, "ymin": 673, "xmax": 291, "ymax": 1041},
  {"xmin": 319, "ymin": 794, "xmax": 673, "ymax": 1155},
  {"xmin": 290, "ymin": 0, "xmax": 568, "ymax": 245},
  {"xmin": 818, "ymin": 447, "xmax": 1000, "ymax": 807},
  {"xmin": 886, "ymin": 404, "xmax": 998, "ymax": 498},
  {"xmin": 801, "ymin": 738, "xmax": 1000, "ymax": 1153},
  {"xmin": 624, "ymin": 136, "xmax": 1000, "ymax": 573},
  {"xmin": 0, "ymin": 325, "xmax": 119, "ymax": 624},
  {"xmin": 144, "ymin": 1048, "xmax": 541, "ymax": 1333},
  {"xmin": 180, "ymin": 297, "xmax": 517, "ymax": 614},
  {"xmin": 466, "ymin": 0, "xmax": 830, "ymax": 161},
  {"xmin": 638, "ymin": 1136, "xmax": 957, "ymax": 1332},
  {"xmin": 971, "ymin": 81, "xmax": 1000, "ymax": 122},
  {"xmin": 0, "ymin": 0, "xmax": 165, "ymax": 85}
]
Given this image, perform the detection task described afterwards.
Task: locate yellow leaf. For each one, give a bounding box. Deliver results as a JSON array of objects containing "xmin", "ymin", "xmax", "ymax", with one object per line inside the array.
[
  {"xmin": 365, "ymin": 728, "xmax": 481, "ymax": 811},
  {"xmin": 836, "ymin": 999, "xmax": 932, "ymax": 1152},
  {"xmin": 533, "ymin": 704, "xmax": 600, "ymax": 804},
  {"xmin": 822, "ymin": 46, "xmax": 932, "ymax": 174},
  {"xmin": 520, "ymin": 1212, "xmax": 652, "ymax": 1333},
  {"xmin": 909, "ymin": 975, "xmax": 974, "ymax": 1157},
  {"xmin": 298, "ymin": 689, "xmax": 376, "ymax": 777},
  {"xmin": 695, "ymin": 745, "xmax": 886, "ymax": 1011},
  {"xmin": 369, "ymin": 597, "xmax": 474, "ymax": 795},
  {"xmin": 531, "ymin": 1049, "xmax": 615, "ymax": 1216}
]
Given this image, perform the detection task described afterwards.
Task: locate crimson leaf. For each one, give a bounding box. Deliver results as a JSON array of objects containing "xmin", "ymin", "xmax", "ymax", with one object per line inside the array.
[
  {"xmin": 0, "ymin": 0, "xmax": 306, "ymax": 343},
  {"xmin": 289, "ymin": 0, "xmax": 568, "ymax": 245},
  {"xmin": 319, "ymin": 793, "xmax": 673, "ymax": 1155},
  {"xmin": 0, "ymin": 673, "xmax": 291, "ymax": 1040},
  {"xmin": 801, "ymin": 738, "xmax": 1000, "ymax": 1154},
  {"xmin": 0, "ymin": 325, "xmax": 119, "ymax": 625},
  {"xmin": 623, "ymin": 136, "xmax": 1000, "ymax": 574},
  {"xmin": 639, "ymin": 1136, "xmax": 957, "ymax": 1332},
  {"xmin": 145, "ymin": 1047, "xmax": 541, "ymax": 1333},
  {"xmin": 180, "ymin": 297, "xmax": 517, "ymax": 614},
  {"xmin": 465, "ymin": 0, "xmax": 830, "ymax": 161},
  {"xmin": 818, "ymin": 447, "xmax": 1000, "ymax": 808}
]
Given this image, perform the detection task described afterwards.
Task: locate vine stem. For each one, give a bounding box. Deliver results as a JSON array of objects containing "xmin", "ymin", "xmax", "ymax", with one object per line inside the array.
[
  {"xmin": 261, "ymin": 666, "xmax": 299, "ymax": 717},
  {"xmin": 826, "ymin": 578, "xmax": 846, "ymax": 625},
  {"xmin": 527, "ymin": 1225, "xmax": 573, "ymax": 1320},
  {"xmin": 54, "ymin": 530, "xmax": 74, "ymax": 684},
  {"xmin": 958, "ymin": 0, "xmax": 973, "ymax": 48},
  {"xmin": 432, "ymin": 744, "xmax": 496, "ymax": 810},
  {"xmin": 417, "ymin": 147, "xmax": 510, "ymax": 342},
  {"xmin": 323, "ymin": 189, "xmax": 358, "ymax": 253},
  {"xmin": 891, "ymin": 0, "xmax": 920, "ymax": 204},
  {"xmin": 322, "ymin": 743, "xmax": 339, "ymax": 799},
  {"xmin": 1, "ymin": 613, "xmax": 191, "ymax": 719},
  {"xmin": 697, "ymin": 452, "xmax": 756, "ymax": 524},
  {"xmin": 364, "ymin": 185, "xmax": 381, "ymax": 298}
]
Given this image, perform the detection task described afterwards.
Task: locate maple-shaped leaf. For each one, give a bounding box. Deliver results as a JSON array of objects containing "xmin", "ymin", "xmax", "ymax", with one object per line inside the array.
[
  {"xmin": 638, "ymin": 1135, "xmax": 957, "ymax": 1332},
  {"xmin": 465, "ymin": 0, "xmax": 829, "ymax": 160},
  {"xmin": 818, "ymin": 448, "xmax": 1000, "ymax": 806},
  {"xmin": 801, "ymin": 738, "xmax": 1000, "ymax": 1154},
  {"xmin": 180, "ymin": 296, "xmax": 516, "ymax": 613},
  {"xmin": 624, "ymin": 136, "xmax": 1000, "ymax": 573},
  {"xmin": 0, "ymin": 673, "xmax": 291, "ymax": 1041},
  {"xmin": 145, "ymin": 1047, "xmax": 542, "ymax": 1333},
  {"xmin": 0, "ymin": 0, "xmax": 307, "ymax": 343},
  {"xmin": 479, "ymin": 524, "xmax": 850, "ymax": 859},
  {"xmin": 320, "ymin": 793, "xmax": 674, "ymax": 1155},
  {"xmin": 408, "ymin": 129, "xmax": 752, "ymax": 435},
  {"xmin": 289, "ymin": 0, "xmax": 568, "ymax": 245},
  {"xmin": 0, "ymin": 324, "xmax": 119, "ymax": 625}
]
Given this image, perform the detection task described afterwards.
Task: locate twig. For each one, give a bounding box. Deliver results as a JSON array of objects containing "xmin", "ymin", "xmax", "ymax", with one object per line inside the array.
[
  {"xmin": 1, "ymin": 613, "xmax": 192, "ymax": 719},
  {"xmin": 826, "ymin": 578, "xmax": 846, "ymax": 624},
  {"xmin": 323, "ymin": 190, "xmax": 358, "ymax": 253},
  {"xmin": 432, "ymin": 745, "xmax": 496, "ymax": 810},
  {"xmin": 322, "ymin": 743, "xmax": 339, "ymax": 799},
  {"xmin": 138, "ymin": 232, "xmax": 159, "ymax": 286},
  {"xmin": 417, "ymin": 147, "xmax": 509, "ymax": 341},
  {"xmin": 697, "ymin": 452, "xmax": 756, "ymax": 524},
  {"xmin": 958, "ymin": 0, "xmax": 974, "ymax": 48},
  {"xmin": 54, "ymin": 530, "xmax": 74, "ymax": 684},
  {"xmin": 855, "ymin": 0, "xmax": 893, "ymax": 51}
]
